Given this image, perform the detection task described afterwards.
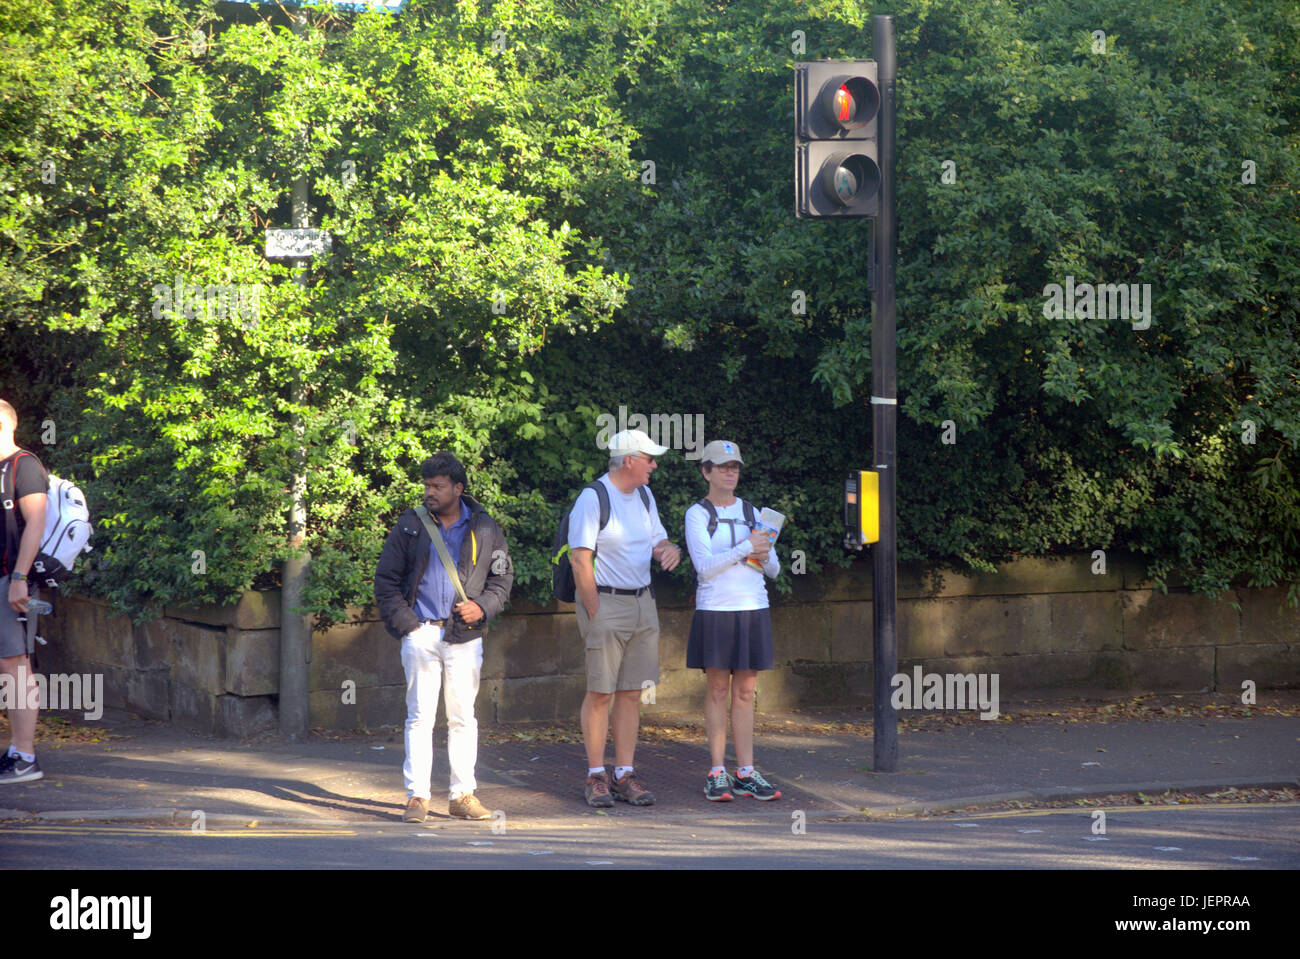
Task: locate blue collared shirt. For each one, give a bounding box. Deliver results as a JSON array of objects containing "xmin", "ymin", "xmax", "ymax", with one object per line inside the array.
[{"xmin": 415, "ymin": 499, "xmax": 471, "ymax": 621}]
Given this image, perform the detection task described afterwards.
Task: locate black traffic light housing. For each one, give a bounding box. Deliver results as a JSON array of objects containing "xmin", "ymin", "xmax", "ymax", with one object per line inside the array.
[{"xmin": 794, "ymin": 61, "xmax": 880, "ymax": 218}]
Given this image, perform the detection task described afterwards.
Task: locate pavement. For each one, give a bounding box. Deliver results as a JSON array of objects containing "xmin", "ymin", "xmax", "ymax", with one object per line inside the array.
[{"xmin": 1, "ymin": 690, "xmax": 1297, "ymax": 830}]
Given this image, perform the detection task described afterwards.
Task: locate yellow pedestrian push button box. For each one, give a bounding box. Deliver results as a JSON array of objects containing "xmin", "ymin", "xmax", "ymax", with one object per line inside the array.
[{"xmin": 844, "ymin": 469, "xmax": 879, "ymax": 548}]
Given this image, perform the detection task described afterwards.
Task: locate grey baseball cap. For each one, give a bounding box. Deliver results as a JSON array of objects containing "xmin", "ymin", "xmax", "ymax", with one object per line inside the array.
[{"xmin": 700, "ymin": 440, "xmax": 744, "ymax": 464}]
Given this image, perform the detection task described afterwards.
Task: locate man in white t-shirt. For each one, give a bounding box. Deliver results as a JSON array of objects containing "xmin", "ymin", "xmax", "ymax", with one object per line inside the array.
[{"xmin": 569, "ymin": 429, "xmax": 681, "ymax": 807}]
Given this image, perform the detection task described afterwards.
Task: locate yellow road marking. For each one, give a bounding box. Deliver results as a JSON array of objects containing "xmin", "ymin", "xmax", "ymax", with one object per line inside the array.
[
  {"xmin": 943, "ymin": 801, "xmax": 1300, "ymax": 821},
  {"xmin": 0, "ymin": 825, "xmax": 357, "ymax": 838}
]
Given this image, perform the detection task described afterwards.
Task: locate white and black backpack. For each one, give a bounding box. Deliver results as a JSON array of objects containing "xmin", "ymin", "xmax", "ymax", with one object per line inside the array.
[{"xmin": 1, "ymin": 451, "xmax": 93, "ymax": 592}]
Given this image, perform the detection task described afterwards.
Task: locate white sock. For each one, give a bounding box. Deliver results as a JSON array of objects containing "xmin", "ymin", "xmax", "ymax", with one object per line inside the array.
[
  {"xmin": 709, "ymin": 766, "xmax": 726, "ymax": 777},
  {"xmin": 614, "ymin": 765, "xmax": 634, "ymax": 780},
  {"xmin": 737, "ymin": 765, "xmax": 754, "ymax": 779},
  {"xmin": 17, "ymin": 749, "xmax": 35, "ymax": 764},
  {"xmin": 5, "ymin": 745, "xmax": 16, "ymax": 758},
  {"xmin": 588, "ymin": 766, "xmax": 606, "ymax": 777}
]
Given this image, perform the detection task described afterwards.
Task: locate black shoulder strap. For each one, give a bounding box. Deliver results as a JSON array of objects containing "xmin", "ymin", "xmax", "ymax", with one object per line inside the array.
[
  {"xmin": 589, "ymin": 481, "xmax": 610, "ymax": 530},
  {"xmin": 742, "ymin": 499, "xmax": 755, "ymax": 527},
  {"xmin": 587, "ymin": 480, "xmax": 646, "ymax": 528},
  {"xmin": 696, "ymin": 497, "xmax": 718, "ymax": 537},
  {"xmin": 1, "ymin": 452, "xmax": 26, "ymax": 576},
  {"xmin": 0, "ymin": 450, "xmax": 22, "ymax": 503}
]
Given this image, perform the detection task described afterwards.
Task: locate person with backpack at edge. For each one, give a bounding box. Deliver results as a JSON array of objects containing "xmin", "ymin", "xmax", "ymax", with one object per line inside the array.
[
  {"xmin": 0, "ymin": 399, "xmax": 49, "ymax": 784},
  {"xmin": 374, "ymin": 451, "xmax": 513, "ymax": 822},
  {"xmin": 569, "ymin": 429, "xmax": 681, "ymax": 807},
  {"xmin": 684, "ymin": 440, "xmax": 783, "ymax": 801}
]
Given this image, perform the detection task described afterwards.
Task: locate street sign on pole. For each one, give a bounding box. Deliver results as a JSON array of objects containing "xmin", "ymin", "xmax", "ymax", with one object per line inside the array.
[
  {"xmin": 265, "ymin": 228, "xmax": 333, "ymax": 260},
  {"xmin": 221, "ymin": 0, "xmax": 407, "ymax": 11},
  {"xmin": 223, "ymin": 0, "xmax": 409, "ymax": 746}
]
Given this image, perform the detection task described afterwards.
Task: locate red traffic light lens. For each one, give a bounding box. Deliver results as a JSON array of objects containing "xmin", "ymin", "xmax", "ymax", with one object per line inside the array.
[
  {"xmin": 823, "ymin": 76, "xmax": 879, "ymax": 132},
  {"xmin": 833, "ymin": 85, "xmax": 854, "ymax": 123}
]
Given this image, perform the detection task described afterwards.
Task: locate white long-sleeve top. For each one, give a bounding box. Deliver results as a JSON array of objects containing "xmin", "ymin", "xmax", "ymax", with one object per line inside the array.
[{"xmin": 684, "ymin": 499, "xmax": 779, "ymax": 611}]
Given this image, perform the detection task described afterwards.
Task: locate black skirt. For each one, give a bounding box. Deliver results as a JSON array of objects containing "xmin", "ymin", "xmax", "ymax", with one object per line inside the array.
[{"xmin": 686, "ymin": 608, "xmax": 774, "ymax": 671}]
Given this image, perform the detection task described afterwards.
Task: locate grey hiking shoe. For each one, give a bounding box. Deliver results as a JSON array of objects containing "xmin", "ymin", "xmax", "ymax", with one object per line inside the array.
[
  {"xmin": 611, "ymin": 770, "xmax": 655, "ymax": 806},
  {"xmin": 585, "ymin": 770, "xmax": 614, "ymax": 808}
]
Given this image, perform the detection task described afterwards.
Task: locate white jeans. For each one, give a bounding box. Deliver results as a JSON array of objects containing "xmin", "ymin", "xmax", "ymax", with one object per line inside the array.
[{"xmin": 400, "ymin": 624, "xmax": 483, "ymax": 801}]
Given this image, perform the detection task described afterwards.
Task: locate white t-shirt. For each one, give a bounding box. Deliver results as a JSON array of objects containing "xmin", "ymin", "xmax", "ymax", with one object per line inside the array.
[
  {"xmin": 685, "ymin": 499, "xmax": 779, "ymax": 611},
  {"xmin": 567, "ymin": 474, "xmax": 668, "ymax": 589}
]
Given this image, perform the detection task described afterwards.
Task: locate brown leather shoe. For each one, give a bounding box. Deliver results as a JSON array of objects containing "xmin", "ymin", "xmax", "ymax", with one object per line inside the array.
[
  {"xmin": 448, "ymin": 793, "xmax": 492, "ymax": 820},
  {"xmin": 611, "ymin": 770, "xmax": 655, "ymax": 806},
  {"xmin": 585, "ymin": 770, "xmax": 614, "ymax": 808},
  {"xmin": 403, "ymin": 797, "xmax": 429, "ymax": 823}
]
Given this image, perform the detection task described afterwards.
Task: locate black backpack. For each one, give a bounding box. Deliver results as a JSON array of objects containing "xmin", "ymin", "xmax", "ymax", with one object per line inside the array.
[
  {"xmin": 552, "ymin": 480, "xmax": 651, "ymax": 602},
  {"xmin": 695, "ymin": 497, "xmax": 756, "ymax": 547}
]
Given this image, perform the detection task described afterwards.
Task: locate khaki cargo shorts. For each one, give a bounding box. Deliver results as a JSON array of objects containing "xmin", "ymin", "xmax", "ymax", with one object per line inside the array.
[{"xmin": 577, "ymin": 590, "xmax": 659, "ymax": 694}]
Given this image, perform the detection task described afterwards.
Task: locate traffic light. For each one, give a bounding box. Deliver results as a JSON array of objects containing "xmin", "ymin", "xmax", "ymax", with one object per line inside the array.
[{"xmin": 794, "ymin": 61, "xmax": 880, "ymax": 218}]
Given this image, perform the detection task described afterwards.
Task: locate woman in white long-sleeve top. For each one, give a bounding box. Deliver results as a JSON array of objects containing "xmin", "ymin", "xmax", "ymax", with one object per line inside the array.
[{"xmin": 684, "ymin": 439, "xmax": 782, "ymax": 801}]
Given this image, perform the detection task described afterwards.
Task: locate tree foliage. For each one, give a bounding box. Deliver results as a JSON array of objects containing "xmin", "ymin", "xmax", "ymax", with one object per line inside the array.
[
  {"xmin": 565, "ymin": 0, "xmax": 1300, "ymax": 599},
  {"xmin": 2, "ymin": 0, "xmax": 1296, "ymax": 620},
  {"xmin": 2, "ymin": 0, "xmax": 632, "ymax": 617}
]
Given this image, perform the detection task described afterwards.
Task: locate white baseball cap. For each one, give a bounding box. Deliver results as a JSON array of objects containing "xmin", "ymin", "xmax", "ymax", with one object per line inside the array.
[{"xmin": 607, "ymin": 429, "xmax": 669, "ymax": 457}]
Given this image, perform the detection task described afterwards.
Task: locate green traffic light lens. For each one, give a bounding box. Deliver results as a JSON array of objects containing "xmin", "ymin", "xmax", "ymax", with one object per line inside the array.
[
  {"xmin": 820, "ymin": 153, "xmax": 880, "ymax": 207},
  {"xmin": 833, "ymin": 163, "xmax": 859, "ymax": 200}
]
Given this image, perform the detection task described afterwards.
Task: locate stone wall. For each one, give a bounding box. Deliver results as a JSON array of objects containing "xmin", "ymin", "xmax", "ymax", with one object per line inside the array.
[
  {"xmin": 38, "ymin": 554, "xmax": 1299, "ymax": 736},
  {"xmin": 40, "ymin": 591, "xmax": 282, "ymax": 737}
]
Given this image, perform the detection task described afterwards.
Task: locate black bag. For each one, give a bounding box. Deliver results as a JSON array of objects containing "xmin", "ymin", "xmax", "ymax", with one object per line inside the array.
[{"xmin": 551, "ymin": 480, "xmax": 650, "ymax": 602}]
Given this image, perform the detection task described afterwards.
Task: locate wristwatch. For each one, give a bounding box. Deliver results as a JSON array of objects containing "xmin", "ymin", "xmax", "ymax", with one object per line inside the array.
[{"xmin": 10, "ymin": 572, "xmax": 26, "ymax": 581}]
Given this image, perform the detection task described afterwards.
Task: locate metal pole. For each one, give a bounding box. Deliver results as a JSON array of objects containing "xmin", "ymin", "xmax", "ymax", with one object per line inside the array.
[
  {"xmin": 279, "ymin": 8, "xmax": 312, "ymax": 738},
  {"xmin": 870, "ymin": 14, "xmax": 898, "ymax": 773}
]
